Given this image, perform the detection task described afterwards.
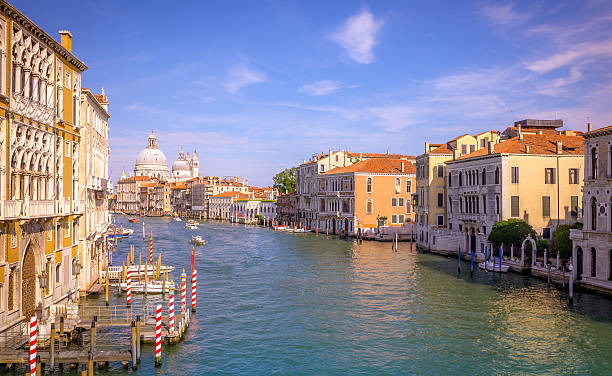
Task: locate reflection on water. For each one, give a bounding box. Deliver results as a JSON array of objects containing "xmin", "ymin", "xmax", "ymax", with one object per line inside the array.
[{"xmin": 27, "ymin": 216, "xmax": 612, "ymax": 375}]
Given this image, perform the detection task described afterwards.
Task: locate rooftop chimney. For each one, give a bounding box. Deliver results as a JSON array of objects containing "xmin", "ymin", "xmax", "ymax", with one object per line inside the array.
[
  {"xmin": 525, "ymin": 144, "xmax": 530, "ymax": 153},
  {"xmin": 401, "ymin": 161, "xmax": 405, "ymax": 172},
  {"xmin": 519, "ymin": 132, "xmax": 524, "ymax": 140},
  {"xmin": 556, "ymin": 141, "xmax": 563, "ymax": 154},
  {"xmin": 537, "ymin": 130, "xmax": 543, "ymax": 135},
  {"xmin": 487, "ymin": 141, "xmax": 493, "ymax": 154},
  {"xmin": 425, "ymin": 142, "xmax": 430, "ymax": 153},
  {"xmin": 587, "ymin": 122, "xmax": 592, "ymax": 132},
  {"xmin": 517, "ymin": 123, "xmax": 522, "ymax": 137},
  {"xmin": 59, "ymin": 30, "xmax": 72, "ymax": 52}
]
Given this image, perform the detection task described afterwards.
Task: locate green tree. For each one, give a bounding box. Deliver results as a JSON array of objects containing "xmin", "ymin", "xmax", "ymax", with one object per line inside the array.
[
  {"xmin": 488, "ymin": 219, "xmax": 537, "ymax": 247},
  {"xmin": 273, "ymin": 167, "xmax": 297, "ymax": 194},
  {"xmin": 553, "ymin": 223, "xmax": 581, "ymax": 259}
]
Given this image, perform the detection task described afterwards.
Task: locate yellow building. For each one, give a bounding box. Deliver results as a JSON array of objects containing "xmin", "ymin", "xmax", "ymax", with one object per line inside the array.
[
  {"xmin": 414, "ymin": 131, "xmax": 500, "ymax": 250},
  {"xmin": 0, "ymin": 1, "xmax": 88, "ymax": 331}
]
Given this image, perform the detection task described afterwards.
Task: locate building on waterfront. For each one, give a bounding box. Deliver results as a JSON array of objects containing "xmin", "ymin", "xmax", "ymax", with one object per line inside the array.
[
  {"xmin": 115, "ymin": 175, "xmax": 153, "ymax": 213},
  {"xmin": 442, "ymin": 129, "xmax": 584, "ymax": 256},
  {"xmin": 316, "ymin": 158, "xmax": 416, "ymax": 235},
  {"xmin": 209, "ymin": 191, "xmax": 250, "ymax": 220},
  {"xmin": 296, "ymin": 150, "xmax": 415, "ymax": 229},
  {"xmin": 170, "ymin": 182, "xmax": 188, "ymax": 217},
  {"xmin": 134, "ymin": 131, "xmax": 170, "ymax": 180},
  {"xmin": 570, "ymin": 123, "xmax": 612, "ymax": 294},
  {"xmin": 77, "ymin": 87, "xmax": 111, "ymax": 291},
  {"xmin": 0, "ymin": 1, "xmax": 91, "ymax": 332},
  {"xmin": 171, "ymin": 148, "xmax": 199, "ymax": 182},
  {"xmin": 276, "ymin": 192, "xmax": 297, "ymax": 225},
  {"xmin": 414, "ymin": 131, "xmax": 500, "ymax": 250},
  {"xmin": 230, "ymin": 190, "xmax": 278, "ymax": 224}
]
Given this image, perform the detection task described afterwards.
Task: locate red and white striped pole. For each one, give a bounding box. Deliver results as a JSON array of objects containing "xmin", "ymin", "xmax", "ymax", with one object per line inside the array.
[
  {"xmin": 180, "ymin": 271, "xmax": 186, "ymax": 315},
  {"xmin": 29, "ymin": 316, "xmax": 37, "ymax": 376},
  {"xmin": 149, "ymin": 230, "xmax": 153, "ymax": 264},
  {"xmin": 126, "ymin": 268, "xmax": 132, "ymax": 305},
  {"xmin": 191, "ymin": 270, "xmax": 197, "ymax": 312},
  {"xmin": 169, "ymin": 291, "xmax": 175, "ymax": 334},
  {"xmin": 155, "ymin": 304, "xmax": 162, "ymax": 366}
]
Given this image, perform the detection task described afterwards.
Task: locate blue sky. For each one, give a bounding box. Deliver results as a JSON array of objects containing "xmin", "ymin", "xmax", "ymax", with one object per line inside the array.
[{"xmin": 18, "ymin": 0, "xmax": 612, "ymax": 186}]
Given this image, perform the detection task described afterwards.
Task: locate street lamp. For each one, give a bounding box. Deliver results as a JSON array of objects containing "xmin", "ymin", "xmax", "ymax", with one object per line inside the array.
[
  {"xmin": 38, "ymin": 269, "xmax": 49, "ymax": 323},
  {"xmin": 72, "ymin": 259, "xmax": 82, "ymax": 277}
]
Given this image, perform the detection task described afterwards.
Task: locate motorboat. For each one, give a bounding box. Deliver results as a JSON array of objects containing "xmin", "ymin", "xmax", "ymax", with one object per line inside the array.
[
  {"xmin": 192, "ymin": 235, "xmax": 206, "ymax": 246},
  {"xmin": 273, "ymin": 225, "xmax": 287, "ymax": 231},
  {"xmin": 186, "ymin": 219, "xmax": 199, "ymax": 225},
  {"xmin": 478, "ymin": 261, "xmax": 510, "ymax": 273},
  {"xmin": 292, "ymin": 228, "xmax": 311, "ymax": 233},
  {"xmin": 104, "ymin": 265, "xmax": 176, "ymax": 280},
  {"xmin": 106, "ymin": 228, "xmax": 134, "ymax": 239},
  {"xmin": 128, "ymin": 218, "xmax": 139, "ymax": 223},
  {"xmin": 185, "ymin": 223, "xmax": 198, "ymax": 230},
  {"xmin": 174, "ymin": 217, "xmax": 182, "ymax": 222},
  {"xmin": 114, "ymin": 280, "xmax": 176, "ymax": 294}
]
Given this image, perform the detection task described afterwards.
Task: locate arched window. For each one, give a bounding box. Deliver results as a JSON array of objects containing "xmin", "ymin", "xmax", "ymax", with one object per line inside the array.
[
  {"xmin": 366, "ymin": 199, "xmax": 373, "ymax": 214},
  {"xmin": 591, "ymin": 248, "xmax": 597, "ymax": 277},
  {"xmin": 395, "ymin": 178, "xmax": 400, "ymax": 194},
  {"xmin": 459, "ymin": 172, "xmax": 463, "ymax": 186},
  {"xmin": 495, "ymin": 196, "xmax": 500, "ymax": 214},
  {"xmin": 366, "ymin": 177, "xmax": 372, "ymax": 193},
  {"xmin": 495, "ymin": 167, "xmax": 500, "ymax": 184},
  {"xmin": 55, "ymin": 263, "xmax": 62, "ymax": 286},
  {"xmin": 448, "ymin": 172, "xmax": 452, "ymax": 187},
  {"xmin": 591, "ymin": 197, "xmax": 597, "ymax": 231},
  {"xmin": 591, "ymin": 147, "xmax": 598, "ymax": 179}
]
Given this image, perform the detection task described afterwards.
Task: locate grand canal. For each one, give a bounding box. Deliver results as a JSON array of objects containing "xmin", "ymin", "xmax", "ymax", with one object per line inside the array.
[{"xmin": 87, "ymin": 216, "xmax": 611, "ymax": 374}]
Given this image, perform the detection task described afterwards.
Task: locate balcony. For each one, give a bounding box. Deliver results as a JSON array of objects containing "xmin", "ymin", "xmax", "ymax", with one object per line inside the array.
[
  {"xmin": 26, "ymin": 200, "xmax": 55, "ymax": 217},
  {"xmin": 56, "ymin": 199, "xmax": 71, "ymax": 214},
  {"xmin": 0, "ymin": 200, "xmax": 20, "ymax": 219},
  {"xmin": 73, "ymin": 200, "xmax": 85, "ymax": 214}
]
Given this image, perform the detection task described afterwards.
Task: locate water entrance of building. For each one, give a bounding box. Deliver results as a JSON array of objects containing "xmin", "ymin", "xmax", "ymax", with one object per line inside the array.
[
  {"xmin": 22, "ymin": 244, "xmax": 37, "ymax": 319},
  {"xmin": 576, "ymin": 247, "xmax": 583, "ymax": 280}
]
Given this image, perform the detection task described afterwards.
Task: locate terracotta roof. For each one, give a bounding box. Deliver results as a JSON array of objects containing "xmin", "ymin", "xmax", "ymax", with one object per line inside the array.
[
  {"xmin": 211, "ymin": 191, "xmax": 249, "ymax": 198},
  {"xmin": 324, "ymin": 158, "xmax": 416, "ymax": 174},
  {"xmin": 585, "ymin": 125, "xmax": 612, "ymax": 135},
  {"xmin": 140, "ymin": 182, "xmax": 156, "ymax": 188},
  {"xmin": 118, "ymin": 176, "xmax": 152, "ymax": 183},
  {"xmin": 429, "ymin": 144, "xmax": 453, "ymax": 155},
  {"xmin": 456, "ymin": 133, "xmax": 584, "ymax": 160},
  {"xmin": 347, "ymin": 152, "xmax": 415, "ymax": 159},
  {"xmin": 448, "ymin": 133, "xmax": 470, "ymax": 142},
  {"xmin": 172, "ymin": 183, "xmax": 187, "ymax": 190},
  {"xmin": 474, "ymin": 130, "xmax": 498, "ymax": 136}
]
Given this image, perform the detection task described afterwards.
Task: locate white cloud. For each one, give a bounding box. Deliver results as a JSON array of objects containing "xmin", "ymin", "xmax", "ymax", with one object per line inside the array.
[
  {"xmin": 369, "ymin": 105, "xmax": 423, "ymax": 131},
  {"xmin": 526, "ymin": 39, "xmax": 612, "ymax": 73},
  {"xmin": 299, "ymin": 80, "xmax": 341, "ymax": 95},
  {"xmin": 481, "ymin": 3, "xmax": 530, "ymax": 25},
  {"xmin": 331, "ymin": 10, "xmax": 383, "ymax": 64},
  {"xmin": 224, "ymin": 64, "xmax": 267, "ymax": 93}
]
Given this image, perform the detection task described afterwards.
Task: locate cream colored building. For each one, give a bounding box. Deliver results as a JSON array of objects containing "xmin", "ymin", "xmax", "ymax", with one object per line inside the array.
[
  {"xmin": 209, "ymin": 191, "xmax": 249, "ymax": 220},
  {"xmin": 570, "ymin": 124, "xmax": 612, "ymax": 294},
  {"xmin": 77, "ymin": 88, "xmax": 111, "ymax": 291},
  {"xmin": 414, "ymin": 131, "xmax": 500, "ymax": 250},
  {"xmin": 444, "ymin": 131, "xmax": 583, "ymax": 256}
]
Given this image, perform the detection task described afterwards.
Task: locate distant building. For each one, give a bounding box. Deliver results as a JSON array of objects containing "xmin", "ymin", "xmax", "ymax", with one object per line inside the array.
[
  {"xmin": 570, "ymin": 123, "xmax": 612, "ymax": 294},
  {"xmin": 171, "ymin": 148, "xmax": 199, "ymax": 182},
  {"xmin": 134, "ymin": 131, "xmax": 170, "ymax": 180},
  {"xmin": 209, "ymin": 191, "xmax": 250, "ymax": 220},
  {"xmin": 276, "ymin": 192, "xmax": 297, "ymax": 225}
]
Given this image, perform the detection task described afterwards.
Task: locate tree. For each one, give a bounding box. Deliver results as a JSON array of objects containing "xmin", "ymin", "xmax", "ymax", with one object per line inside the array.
[
  {"xmin": 488, "ymin": 219, "xmax": 536, "ymax": 247},
  {"xmin": 553, "ymin": 223, "xmax": 581, "ymax": 259},
  {"xmin": 273, "ymin": 167, "xmax": 296, "ymax": 194}
]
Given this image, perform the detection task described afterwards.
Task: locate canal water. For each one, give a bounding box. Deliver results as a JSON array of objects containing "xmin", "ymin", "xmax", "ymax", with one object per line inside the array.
[{"xmin": 79, "ymin": 216, "xmax": 612, "ymax": 374}]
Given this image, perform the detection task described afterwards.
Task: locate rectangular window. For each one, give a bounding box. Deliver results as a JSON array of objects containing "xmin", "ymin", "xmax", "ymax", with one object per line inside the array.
[
  {"xmin": 545, "ymin": 168, "xmax": 556, "ymax": 184},
  {"xmin": 406, "ymin": 180, "xmax": 411, "ymax": 193},
  {"xmin": 470, "ymin": 145, "xmax": 475, "ymax": 153},
  {"xmin": 391, "ymin": 215, "xmax": 397, "ymax": 224},
  {"xmin": 570, "ymin": 196, "xmax": 579, "ymax": 217},
  {"xmin": 569, "ymin": 168, "xmax": 579, "ymax": 184},
  {"xmin": 482, "ymin": 195, "xmax": 486, "ymax": 214},
  {"xmin": 542, "ymin": 196, "xmax": 550, "ymax": 217},
  {"xmin": 461, "ymin": 145, "xmax": 467, "ymax": 155},
  {"xmin": 437, "ymin": 165, "xmax": 444, "ymax": 177},
  {"xmin": 398, "ymin": 215, "xmax": 404, "ymax": 223},
  {"xmin": 543, "ymin": 228, "xmax": 551, "ymax": 239},
  {"xmin": 511, "ymin": 167, "xmax": 519, "ymax": 184},
  {"xmin": 65, "ymin": 140, "xmax": 71, "ymax": 157},
  {"xmin": 398, "ymin": 198, "xmax": 404, "ymax": 207},
  {"xmin": 511, "ymin": 196, "xmax": 520, "ymax": 217},
  {"xmin": 437, "ymin": 193, "xmax": 444, "ymax": 208},
  {"xmin": 449, "ymin": 223, "xmax": 452, "ymax": 230},
  {"xmin": 391, "ymin": 198, "xmax": 397, "ymax": 207},
  {"xmin": 64, "ymin": 221, "xmax": 70, "ymax": 238},
  {"xmin": 406, "ymin": 201, "xmax": 411, "ymax": 213},
  {"xmin": 320, "ymin": 165, "xmax": 324, "ymax": 172},
  {"xmin": 437, "ymin": 215, "xmax": 444, "ymax": 226}
]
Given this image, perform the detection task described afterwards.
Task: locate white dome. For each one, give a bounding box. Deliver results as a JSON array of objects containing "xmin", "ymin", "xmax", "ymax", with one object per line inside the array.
[
  {"xmin": 136, "ymin": 148, "xmax": 168, "ymax": 166},
  {"xmin": 172, "ymin": 158, "xmax": 191, "ymax": 172}
]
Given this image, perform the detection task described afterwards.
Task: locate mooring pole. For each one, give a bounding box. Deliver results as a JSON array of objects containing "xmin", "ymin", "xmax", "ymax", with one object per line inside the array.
[
  {"xmin": 131, "ymin": 321, "xmax": 137, "ymax": 370},
  {"xmin": 136, "ymin": 316, "xmax": 141, "ymax": 364},
  {"xmin": 50, "ymin": 323, "xmax": 56, "ymax": 370},
  {"xmin": 458, "ymin": 247, "xmax": 461, "ymax": 274},
  {"xmin": 470, "ymin": 248, "xmax": 474, "ymax": 277}
]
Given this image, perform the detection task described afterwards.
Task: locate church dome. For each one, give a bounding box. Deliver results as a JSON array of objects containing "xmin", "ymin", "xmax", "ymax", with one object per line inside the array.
[
  {"xmin": 172, "ymin": 158, "xmax": 191, "ymax": 172},
  {"xmin": 135, "ymin": 131, "xmax": 168, "ymax": 167}
]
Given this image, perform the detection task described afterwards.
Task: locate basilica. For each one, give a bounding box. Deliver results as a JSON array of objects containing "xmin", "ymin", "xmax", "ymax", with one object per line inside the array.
[{"xmin": 132, "ymin": 131, "xmax": 199, "ymax": 182}]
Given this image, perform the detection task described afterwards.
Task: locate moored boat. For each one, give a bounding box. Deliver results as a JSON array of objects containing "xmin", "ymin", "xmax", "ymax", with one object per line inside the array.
[
  {"xmin": 192, "ymin": 235, "xmax": 206, "ymax": 246},
  {"xmin": 128, "ymin": 217, "xmax": 139, "ymax": 223},
  {"xmin": 113, "ymin": 280, "xmax": 176, "ymax": 294},
  {"xmin": 478, "ymin": 261, "xmax": 509, "ymax": 273}
]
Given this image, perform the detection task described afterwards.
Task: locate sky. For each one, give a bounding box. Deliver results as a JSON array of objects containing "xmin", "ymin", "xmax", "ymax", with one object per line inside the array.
[{"xmin": 18, "ymin": 0, "xmax": 612, "ymax": 186}]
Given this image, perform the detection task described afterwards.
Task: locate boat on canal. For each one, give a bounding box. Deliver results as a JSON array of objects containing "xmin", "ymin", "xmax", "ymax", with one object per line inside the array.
[
  {"xmin": 478, "ymin": 261, "xmax": 510, "ymax": 273},
  {"xmin": 128, "ymin": 217, "xmax": 139, "ymax": 223},
  {"xmin": 174, "ymin": 217, "xmax": 182, "ymax": 222},
  {"xmin": 192, "ymin": 235, "xmax": 206, "ymax": 246},
  {"xmin": 104, "ymin": 264, "xmax": 176, "ymax": 280},
  {"xmin": 114, "ymin": 280, "xmax": 176, "ymax": 294}
]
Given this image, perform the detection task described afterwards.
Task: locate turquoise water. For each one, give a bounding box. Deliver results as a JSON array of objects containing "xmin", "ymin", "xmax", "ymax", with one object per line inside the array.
[{"xmin": 43, "ymin": 217, "xmax": 612, "ymax": 374}]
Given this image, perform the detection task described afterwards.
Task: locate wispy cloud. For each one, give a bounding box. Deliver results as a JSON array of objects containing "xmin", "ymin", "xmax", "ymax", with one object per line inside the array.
[
  {"xmin": 526, "ymin": 39, "xmax": 612, "ymax": 73},
  {"xmin": 331, "ymin": 10, "xmax": 383, "ymax": 64},
  {"xmin": 481, "ymin": 3, "xmax": 530, "ymax": 25},
  {"xmin": 299, "ymin": 80, "xmax": 341, "ymax": 95},
  {"xmin": 224, "ymin": 64, "xmax": 267, "ymax": 93}
]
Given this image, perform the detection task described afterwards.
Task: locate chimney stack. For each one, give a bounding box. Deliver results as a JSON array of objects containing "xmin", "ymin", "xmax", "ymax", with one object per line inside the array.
[
  {"xmin": 452, "ymin": 149, "xmax": 457, "ymax": 160},
  {"xmin": 525, "ymin": 145, "xmax": 530, "ymax": 153},
  {"xmin": 519, "ymin": 132, "xmax": 524, "ymax": 140},
  {"xmin": 587, "ymin": 122, "xmax": 592, "ymax": 132},
  {"xmin": 487, "ymin": 141, "xmax": 493, "ymax": 154},
  {"xmin": 556, "ymin": 141, "xmax": 563, "ymax": 154},
  {"xmin": 425, "ymin": 142, "xmax": 430, "ymax": 153},
  {"xmin": 517, "ymin": 123, "xmax": 522, "ymax": 138},
  {"xmin": 59, "ymin": 30, "xmax": 72, "ymax": 52},
  {"xmin": 537, "ymin": 130, "xmax": 543, "ymax": 135},
  {"xmin": 401, "ymin": 161, "xmax": 405, "ymax": 173}
]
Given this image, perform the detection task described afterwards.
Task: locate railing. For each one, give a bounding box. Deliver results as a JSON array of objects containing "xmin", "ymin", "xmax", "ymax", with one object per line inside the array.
[
  {"xmin": 0, "ymin": 200, "xmax": 20, "ymax": 218},
  {"xmin": 0, "ymin": 320, "xmax": 28, "ymax": 351},
  {"xmin": 56, "ymin": 199, "xmax": 71, "ymax": 214},
  {"xmin": 26, "ymin": 200, "xmax": 55, "ymax": 217},
  {"xmin": 73, "ymin": 200, "xmax": 85, "ymax": 213}
]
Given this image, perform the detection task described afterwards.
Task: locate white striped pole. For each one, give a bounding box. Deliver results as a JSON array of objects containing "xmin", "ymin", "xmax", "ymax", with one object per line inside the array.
[
  {"xmin": 126, "ymin": 268, "xmax": 132, "ymax": 305},
  {"xmin": 181, "ymin": 271, "xmax": 186, "ymax": 315},
  {"xmin": 29, "ymin": 316, "xmax": 37, "ymax": 376},
  {"xmin": 191, "ymin": 270, "xmax": 197, "ymax": 312},
  {"xmin": 169, "ymin": 291, "xmax": 175, "ymax": 335},
  {"xmin": 155, "ymin": 304, "xmax": 162, "ymax": 366}
]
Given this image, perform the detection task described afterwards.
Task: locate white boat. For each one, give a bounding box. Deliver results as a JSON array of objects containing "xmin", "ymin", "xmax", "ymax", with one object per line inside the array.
[
  {"xmin": 114, "ymin": 280, "xmax": 176, "ymax": 294},
  {"xmin": 105, "ymin": 265, "xmax": 176, "ymax": 279},
  {"xmin": 292, "ymin": 228, "xmax": 311, "ymax": 233},
  {"xmin": 185, "ymin": 223, "xmax": 198, "ymax": 230},
  {"xmin": 273, "ymin": 225, "xmax": 287, "ymax": 231},
  {"xmin": 478, "ymin": 261, "xmax": 510, "ymax": 273},
  {"xmin": 123, "ymin": 228, "xmax": 134, "ymax": 235},
  {"xmin": 186, "ymin": 220, "xmax": 199, "ymax": 225},
  {"xmin": 192, "ymin": 235, "xmax": 206, "ymax": 246},
  {"xmin": 174, "ymin": 217, "xmax": 182, "ymax": 222}
]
